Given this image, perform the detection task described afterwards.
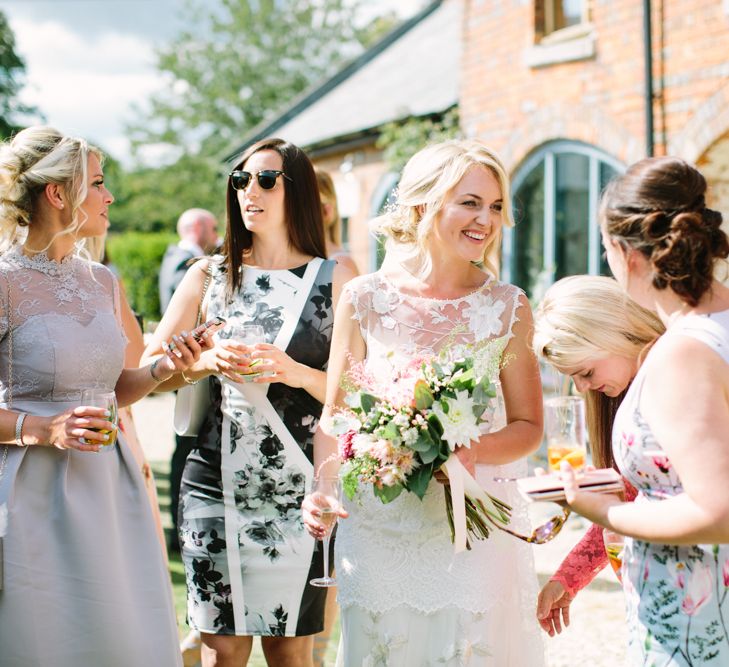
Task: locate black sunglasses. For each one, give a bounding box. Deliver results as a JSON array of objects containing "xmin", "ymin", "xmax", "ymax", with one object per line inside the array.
[{"xmin": 229, "ymin": 169, "xmax": 292, "ymax": 191}]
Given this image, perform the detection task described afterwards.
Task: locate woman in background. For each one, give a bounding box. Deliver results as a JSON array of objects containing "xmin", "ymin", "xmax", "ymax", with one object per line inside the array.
[
  {"xmin": 314, "ymin": 167, "xmax": 358, "ymax": 276},
  {"xmin": 85, "ymin": 234, "xmax": 167, "ymax": 557}
]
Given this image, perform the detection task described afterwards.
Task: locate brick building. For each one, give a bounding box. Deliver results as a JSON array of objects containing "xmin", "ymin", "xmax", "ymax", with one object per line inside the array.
[{"xmin": 232, "ymin": 0, "xmax": 729, "ymax": 292}]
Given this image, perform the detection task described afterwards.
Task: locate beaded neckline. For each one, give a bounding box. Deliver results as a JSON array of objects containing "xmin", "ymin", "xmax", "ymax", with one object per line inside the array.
[{"xmin": 6, "ymin": 244, "xmax": 78, "ymax": 277}]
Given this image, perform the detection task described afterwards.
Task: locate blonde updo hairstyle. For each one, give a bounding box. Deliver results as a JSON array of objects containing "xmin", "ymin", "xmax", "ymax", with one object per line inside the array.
[
  {"xmin": 373, "ymin": 139, "xmax": 514, "ymax": 277},
  {"xmin": 533, "ymin": 275, "xmax": 664, "ymax": 468},
  {"xmin": 600, "ymin": 156, "xmax": 729, "ymax": 307},
  {"xmin": 0, "ymin": 125, "xmax": 101, "ymax": 253}
]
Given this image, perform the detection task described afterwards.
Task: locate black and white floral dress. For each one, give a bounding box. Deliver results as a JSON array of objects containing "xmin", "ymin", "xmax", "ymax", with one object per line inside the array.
[{"xmin": 179, "ymin": 257, "xmax": 335, "ymax": 636}]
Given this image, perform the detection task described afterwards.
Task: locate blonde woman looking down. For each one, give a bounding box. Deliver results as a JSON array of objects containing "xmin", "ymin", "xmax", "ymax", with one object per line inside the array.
[{"xmin": 531, "ymin": 275, "xmax": 664, "ymax": 636}]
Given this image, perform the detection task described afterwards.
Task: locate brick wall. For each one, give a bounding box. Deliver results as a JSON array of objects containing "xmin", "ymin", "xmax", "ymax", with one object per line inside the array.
[{"xmin": 461, "ymin": 0, "xmax": 729, "ymax": 174}]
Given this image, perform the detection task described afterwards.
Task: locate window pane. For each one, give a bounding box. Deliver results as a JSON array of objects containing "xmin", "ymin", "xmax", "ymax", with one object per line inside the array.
[
  {"xmin": 556, "ymin": 0, "xmax": 583, "ymax": 30},
  {"xmin": 512, "ymin": 162, "xmax": 545, "ymax": 293},
  {"xmin": 554, "ymin": 153, "xmax": 589, "ymax": 280},
  {"xmin": 599, "ymin": 162, "xmax": 619, "ymax": 275}
]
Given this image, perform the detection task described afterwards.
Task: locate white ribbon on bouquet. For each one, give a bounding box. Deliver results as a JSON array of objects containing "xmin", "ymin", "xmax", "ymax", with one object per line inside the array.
[{"xmin": 442, "ymin": 455, "xmax": 510, "ymax": 554}]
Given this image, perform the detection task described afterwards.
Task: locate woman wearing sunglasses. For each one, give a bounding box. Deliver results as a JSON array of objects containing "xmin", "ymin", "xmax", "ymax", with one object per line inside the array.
[
  {"xmin": 559, "ymin": 157, "xmax": 729, "ymax": 665},
  {"xmin": 532, "ymin": 275, "xmax": 664, "ymax": 637},
  {"xmin": 144, "ymin": 138, "xmax": 357, "ymax": 667}
]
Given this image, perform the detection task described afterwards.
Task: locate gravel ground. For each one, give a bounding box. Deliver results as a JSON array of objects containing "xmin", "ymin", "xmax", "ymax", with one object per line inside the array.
[{"xmin": 133, "ymin": 393, "xmax": 629, "ymax": 666}]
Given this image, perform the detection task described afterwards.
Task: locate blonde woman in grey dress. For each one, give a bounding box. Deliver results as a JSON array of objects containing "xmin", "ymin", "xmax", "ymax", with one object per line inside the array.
[{"xmin": 0, "ymin": 126, "xmax": 208, "ymax": 666}]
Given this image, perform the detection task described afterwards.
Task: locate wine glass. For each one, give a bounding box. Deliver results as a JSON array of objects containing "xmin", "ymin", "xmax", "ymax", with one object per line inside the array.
[
  {"xmin": 80, "ymin": 389, "xmax": 118, "ymax": 453},
  {"xmin": 603, "ymin": 529, "xmax": 625, "ymax": 582},
  {"xmin": 230, "ymin": 322, "xmax": 265, "ymax": 380},
  {"xmin": 309, "ymin": 476, "xmax": 341, "ymax": 588},
  {"xmin": 545, "ymin": 396, "xmax": 587, "ymax": 473}
]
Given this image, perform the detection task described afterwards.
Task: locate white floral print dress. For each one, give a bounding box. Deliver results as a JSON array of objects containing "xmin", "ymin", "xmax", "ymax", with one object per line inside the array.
[
  {"xmin": 335, "ymin": 270, "xmax": 545, "ymax": 667},
  {"xmin": 613, "ymin": 309, "xmax": 729, "ymax": 666},
  {"xmin": 178, "ymin": 258, "xmax": 336, "ymax": 636}
]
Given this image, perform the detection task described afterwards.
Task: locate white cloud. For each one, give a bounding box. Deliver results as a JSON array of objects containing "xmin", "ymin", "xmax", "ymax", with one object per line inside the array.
[{"xmin": 10, "ymin": 17, "xmax": 165, "ymax": 165}]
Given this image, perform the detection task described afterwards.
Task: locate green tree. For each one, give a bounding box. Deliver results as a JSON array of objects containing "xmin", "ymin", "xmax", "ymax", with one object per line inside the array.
[
  {"xmin": 129, "ymin": 0, "xmax": 373, "ymax": 159},
  {"xmin": 376, "ymin": 106, "xmax": 461, "ymax": 172},
  {"xmin": 0, "ymin": 10, "xmax": 36, "ymax": 138}
]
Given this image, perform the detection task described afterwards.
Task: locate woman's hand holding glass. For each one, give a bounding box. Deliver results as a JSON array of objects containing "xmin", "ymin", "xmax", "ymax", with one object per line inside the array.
[
  {"xmin": 303, "ymin": 484, "xmax": 349, "ymax": 540},
  {"xmin": 306, "ymin": 476, "xmax": 345, "ymax": 588},
  {"xmin": 42, "ymin": 404, "xmax": 117, "ymax": 452}
]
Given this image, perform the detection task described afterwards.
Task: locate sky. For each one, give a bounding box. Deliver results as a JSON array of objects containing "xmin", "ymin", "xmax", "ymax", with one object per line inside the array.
[{"xmin": 0, "ymin": 0, "xmax": 424, "ymax": 167}]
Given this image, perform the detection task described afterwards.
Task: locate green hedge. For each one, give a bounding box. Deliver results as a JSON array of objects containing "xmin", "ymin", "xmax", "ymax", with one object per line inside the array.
[{"xmin": 107, "ymin": 231, "xmax": 177, "ymax": 323}]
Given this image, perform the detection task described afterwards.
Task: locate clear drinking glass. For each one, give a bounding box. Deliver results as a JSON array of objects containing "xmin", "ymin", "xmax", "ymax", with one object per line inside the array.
[
  {"xmin": 80, "ymin": 389, "xmax": 118, "ymax": 452},
  {"xmin": 603, "ymin": 529, "xmax": 625, "ymax": 582},
  {"xmin": 230, "ymin": 322, "xmax": 265, "ymax": 380},
  {"xmin": 309, "ymin": 476, "xmax": 341, "ymax": 588},
  {"xmin": 545, "ymin": 395, "xmax": 587, "ymax": 472}
]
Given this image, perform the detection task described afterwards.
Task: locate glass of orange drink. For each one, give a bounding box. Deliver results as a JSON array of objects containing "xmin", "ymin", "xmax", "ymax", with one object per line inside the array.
[{"xmin": 545, "ymin": 396, "xmax": 587, "ymax": 473}]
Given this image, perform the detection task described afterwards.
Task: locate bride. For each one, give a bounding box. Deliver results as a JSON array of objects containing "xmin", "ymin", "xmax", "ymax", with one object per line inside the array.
[{"xmin": 303, "ymin": 140, "xmax": 546, "ymax": 665}]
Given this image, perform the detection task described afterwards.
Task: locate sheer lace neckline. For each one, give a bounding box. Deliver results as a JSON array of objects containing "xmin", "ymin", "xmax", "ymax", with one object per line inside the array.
[
  {"xmin": 378, "ymin": 270, "xmax": 494, "ymax": 304},
  {"xmin": 7, "ymin": 244, "xmax": 78, "ymax": 277}
]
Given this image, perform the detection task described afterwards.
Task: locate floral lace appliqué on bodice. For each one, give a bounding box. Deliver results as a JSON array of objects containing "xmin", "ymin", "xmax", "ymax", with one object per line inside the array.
[
  {"xmin": 336, "ymin": 271, "xmax": 530, "ymax": 616},
  {"xmin": 0, "ymin": 246, "xmax": 126, "ymax": 404}
]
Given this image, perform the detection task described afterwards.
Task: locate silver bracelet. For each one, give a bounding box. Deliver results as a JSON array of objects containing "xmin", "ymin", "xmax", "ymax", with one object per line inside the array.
[
  {"xmin": 15, "ymin": 413, "xmax": 27, "ymax": 446},
  {"xmin": 149, "ymin": 357, "xmax": 165, "ymax": 383}
]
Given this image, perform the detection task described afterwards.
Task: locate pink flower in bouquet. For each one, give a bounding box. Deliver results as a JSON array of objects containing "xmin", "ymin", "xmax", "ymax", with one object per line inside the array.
[
  {"xmin": 372, "ymin": 438, "xmax": 396, "ymax": 464},
  {"xmin": 723, "ymin": 558, "xmax": 729, "ymax": 587},
  {"xmin": 378, "ymin": 464, "xmax": 406, "ymax": 487},
  {"xmin": 681, "ymin": 564, "xmax": 713, "ymax": 616},
  {"xmin": 338, "ymin": 430, "xmax": 356, "ymax": 460}
]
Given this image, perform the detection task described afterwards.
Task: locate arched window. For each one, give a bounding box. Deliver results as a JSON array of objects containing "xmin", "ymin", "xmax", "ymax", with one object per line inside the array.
[{"xmin": 503, "ymin": 141, "xmax": 624, "ymax": 296}]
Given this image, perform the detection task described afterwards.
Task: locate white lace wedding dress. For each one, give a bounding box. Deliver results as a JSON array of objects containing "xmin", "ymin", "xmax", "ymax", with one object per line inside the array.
[{"xmin": 335, "ymin": 271, "xmax": 545, "ymax": 667}]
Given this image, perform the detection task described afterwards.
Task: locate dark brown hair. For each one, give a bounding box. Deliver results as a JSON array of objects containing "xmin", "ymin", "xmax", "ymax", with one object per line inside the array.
[
  {"xmin": 601, "ymin": 156, "xmax": 729, "ymax": 307},
  {"xmin": 222, "ymin": 137, "xmax": 326, "ymax": 299}
]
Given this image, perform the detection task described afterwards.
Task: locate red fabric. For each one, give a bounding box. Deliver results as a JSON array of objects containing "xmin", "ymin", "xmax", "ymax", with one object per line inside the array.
[{"xmin": 550, "ymin": 481, "xmax": 637, "ymax": 596}]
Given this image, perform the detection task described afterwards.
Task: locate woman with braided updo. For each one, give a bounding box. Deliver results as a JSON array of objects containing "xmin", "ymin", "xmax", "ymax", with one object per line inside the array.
[
  {"xmin": 560, "ymin": 156, "xmax": 729, "ymax": 665},
  {"xmin": 0, "ymin": 126, "xmax": 209, "ymax": 666}
]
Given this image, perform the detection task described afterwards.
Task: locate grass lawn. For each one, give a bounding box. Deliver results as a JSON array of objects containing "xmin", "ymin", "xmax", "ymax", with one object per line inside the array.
[{"xmin": 152, "ymin": 461, "xmax": 339, "ymax": 667}]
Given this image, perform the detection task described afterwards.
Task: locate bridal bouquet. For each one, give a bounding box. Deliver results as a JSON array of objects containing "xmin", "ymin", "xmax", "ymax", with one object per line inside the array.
[{"xmin": 332, "ymin": 340, "xmax": 512, "ymax": 550}]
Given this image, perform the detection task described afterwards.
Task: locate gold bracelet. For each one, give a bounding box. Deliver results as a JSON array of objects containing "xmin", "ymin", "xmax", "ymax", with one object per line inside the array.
[{"xmin": 181, "ymin": 370, "xmax": 198, "ymax": 385}]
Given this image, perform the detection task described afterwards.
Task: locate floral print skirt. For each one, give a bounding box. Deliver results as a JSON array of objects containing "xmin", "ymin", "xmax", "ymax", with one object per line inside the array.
[
  {"xmin": 178, "ymin": 379, "xmax": 331, "ymax": 637},
  {"xmin": 623, "ymin": 538, "xmax": 729, "ymax": 665}
]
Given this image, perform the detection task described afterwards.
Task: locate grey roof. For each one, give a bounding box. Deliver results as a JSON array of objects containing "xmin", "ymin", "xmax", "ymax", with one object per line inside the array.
[{"xmin": 230, "ymin": 0, "xmax": 460, "ymax": 157}]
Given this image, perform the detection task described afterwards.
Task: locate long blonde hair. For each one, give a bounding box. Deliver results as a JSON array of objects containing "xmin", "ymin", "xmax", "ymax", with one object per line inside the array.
[
  {"xmin": 315, "ymin": 167, "xmax": 341, "ymax": 246},
  {"xmin": 372, "ymin": 139, "xmax": 514, "ymax": 278},
  {"xmin": 533, "ymin": 275, "xmax": 664, "ymax": 467},
  {"xmin": 0, "ymin": 125, "xmax": 101, "ymax": 253}
]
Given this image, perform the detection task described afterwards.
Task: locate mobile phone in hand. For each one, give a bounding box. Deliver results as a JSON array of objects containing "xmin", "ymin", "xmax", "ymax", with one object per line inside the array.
[
  {"xmin": 191, "ymin": 315, "xmax": 226, "ymax": 342},
  {"xmin": 170, "ymin": 316, "xmax": 226, "ymax": 351}
]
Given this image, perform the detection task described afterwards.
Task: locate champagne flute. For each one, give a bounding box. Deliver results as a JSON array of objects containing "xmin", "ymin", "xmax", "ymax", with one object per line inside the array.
[
  {"xmin": 309, "ymin": 476, "xmax": 341, "ymax": 588},
  {"xmin": 603, "ymin": 529, "xmax": 625, "ymax": 582},
  {"xmin": 545, "ymin": 396, "xmax": 587, "ymax": 473},
  {"xmin": 80, "ymin": 389, "xmax": 118, "ymax": 453}
]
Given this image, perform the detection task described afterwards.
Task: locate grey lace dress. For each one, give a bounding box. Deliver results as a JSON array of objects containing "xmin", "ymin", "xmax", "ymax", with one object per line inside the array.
[{"xmin": 0, "ymin": 247, "xmax": 181, "ymax": 667}]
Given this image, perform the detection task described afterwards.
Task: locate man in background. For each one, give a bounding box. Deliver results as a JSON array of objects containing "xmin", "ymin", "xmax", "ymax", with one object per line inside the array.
[
  {"xmin": 158, "ymin": 208, "xmax": 219, "ymax": 554},
  {"xmin": 159, "ymin": 207, "xmax": 219, "ymax": 313}
]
